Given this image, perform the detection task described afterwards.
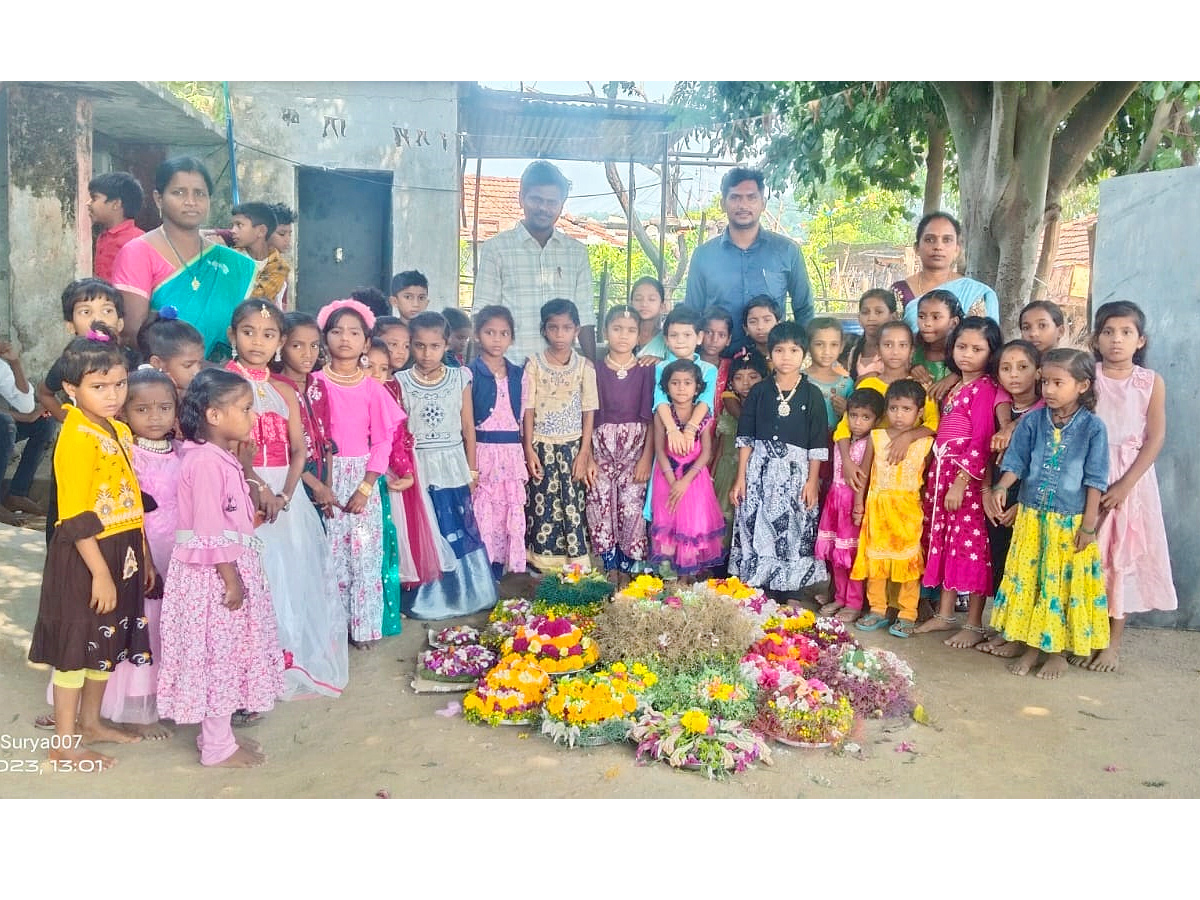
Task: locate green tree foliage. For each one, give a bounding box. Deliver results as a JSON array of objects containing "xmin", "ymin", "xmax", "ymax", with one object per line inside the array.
[{"xmin": 164, "ymin": 82, "xmax": 226, "ymax": 121}]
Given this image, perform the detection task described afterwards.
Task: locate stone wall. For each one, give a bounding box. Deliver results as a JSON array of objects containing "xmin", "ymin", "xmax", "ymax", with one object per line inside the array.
[
  {"xmin": 1092, "ymin": 167, "xmax": 1200, "ymax": 629},
  {"xmin": 228, "ymin": 81, "xmax": 459, "ymax": 308}
]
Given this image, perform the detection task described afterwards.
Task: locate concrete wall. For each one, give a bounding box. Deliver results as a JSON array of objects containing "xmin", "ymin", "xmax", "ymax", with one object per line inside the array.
[
  {"xmin": 228, "ymin": 81, "xmax": 459, "ymax": 308},
  {"xmin": 1092, "ymin": 167, "xmax": 1200, "ymax": 629},
  {"xmin": 3, "ymin": 85, "xmax": 92, "ymax": 379}
]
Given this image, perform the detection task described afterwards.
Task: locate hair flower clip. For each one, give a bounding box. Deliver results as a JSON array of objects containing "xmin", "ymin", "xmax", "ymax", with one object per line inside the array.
[
  {"xmin": 316, "ymin": 298, "xmax": 376, "ymax": 332},
  {"xmin": 86, "ymin": 329, "xmax": 112, "ymax": 343},
  {"xmin": 158, "ymin": 306, "xmax": 180, "ymax": 321}
]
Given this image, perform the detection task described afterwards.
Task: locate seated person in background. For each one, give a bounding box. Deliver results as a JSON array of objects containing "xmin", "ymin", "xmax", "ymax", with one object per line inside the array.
[
  {"xmin": 87, "ymin": 172, "xmax": 145, "ymax": 283},
  {"xmin": 0, "ymin": 336, "xmax": 52, "ymax": 523}
]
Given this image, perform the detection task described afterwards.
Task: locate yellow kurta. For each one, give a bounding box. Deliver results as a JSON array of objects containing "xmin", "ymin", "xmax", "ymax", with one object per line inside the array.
[
  {"xmin": 849, "ymin": 429, "xmax": 932, "ymax": 584},
  {"xmin": 55, "ymin": 405, "xmax": 144, "ymax": 538}
]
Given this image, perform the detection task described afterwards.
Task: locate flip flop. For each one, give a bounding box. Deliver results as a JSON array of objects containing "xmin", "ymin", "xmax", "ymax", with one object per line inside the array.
[
  {"xmin": 888, "ymin": 619, "xmax": 916, "ymax": 639},
  {"xmin": 34, "ymin": 714, "xmax": 56, "ymax": 731},
  {"xmin": 231, "ymin": 710, "xmax": 263, "ymax": 728},
  {"xmin": 855, "ymin": 613, "xmax": 890, "ymax": 631}
]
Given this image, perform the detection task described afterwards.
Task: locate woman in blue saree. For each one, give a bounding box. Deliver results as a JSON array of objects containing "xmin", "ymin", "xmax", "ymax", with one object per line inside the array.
[
  {"xmin": 892, "ymin": 211, "xmax": 1000, "ymax": 328},
  {"xmin": 113, "ymin": 157, "xmax": 257, "ymax": 361}
]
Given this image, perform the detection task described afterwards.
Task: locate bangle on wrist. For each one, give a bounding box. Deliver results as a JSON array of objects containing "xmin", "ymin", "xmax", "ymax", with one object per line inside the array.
[
  {"xmin": 356, "ymin": 482, "xmax": 373, "ymax": 498},
  {"xmin": 1080, "ymin": 524, "xmax": 1097, "ymax": 535}
]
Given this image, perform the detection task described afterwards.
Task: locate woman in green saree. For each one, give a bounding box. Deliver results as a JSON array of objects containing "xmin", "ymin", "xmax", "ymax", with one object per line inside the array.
[{"xmin": 113, "ymin": 157, "xmax": 257, "ymax": 361}]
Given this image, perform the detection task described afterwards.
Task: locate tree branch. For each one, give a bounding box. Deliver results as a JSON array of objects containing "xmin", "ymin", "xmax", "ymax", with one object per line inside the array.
[
  {"xmin": 1047, "ymin": 81, "xmax": 1140, "ymax": 198},
  {"xmin": 1131, "ymin": 95, "xmax": 1176, "ymax": 173},
  {"xmin": 1049, "ymin": 81, "xmax": 1100, "ymax": 122},
  {"xmin": 604, "ymin": 161, "xmax": 665, "ymax": 269}
]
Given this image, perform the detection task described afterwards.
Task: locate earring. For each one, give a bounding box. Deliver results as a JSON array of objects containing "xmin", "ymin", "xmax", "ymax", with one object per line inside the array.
[
  {"xmin": 231, "ymin": 346, "xmax": 238, "ymax": 360},
  {"xmin": 359, "ymin": 353, "xmax": 369, "ymax": 368},
  {"xmin": 275, "ymin": 347, "xmax": 282, "ymax": 363}
]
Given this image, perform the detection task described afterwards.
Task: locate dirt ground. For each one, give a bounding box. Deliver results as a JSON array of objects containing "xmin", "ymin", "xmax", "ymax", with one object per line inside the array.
[{"xmin": 1, "ymin": 519, "xmax": 1197, "ymax": 800}]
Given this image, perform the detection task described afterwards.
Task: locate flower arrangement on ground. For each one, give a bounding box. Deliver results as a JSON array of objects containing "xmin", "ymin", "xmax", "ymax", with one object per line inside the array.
[
  {"xmin": 503, "ymin": 614, "xmax": 599, "ymax": 674},
  {"xmin": 592, "ymin": 592, "xmax": 754, "ymax": 672},
  {"xmin": 642, "ymin": 661, "xmax": 759, "ymax": 721},
  {"xmin": 751, "ymin": 677, "xmax": 855, "ymax": 747},
  {"xmin": 739, "ymin": 651, "xmax": 806, "ymax": 694},
  {"xmin": 808, "ymin": 615, "xmax": 858, "ymax": 650},
  {"xmin": 696, "ymin": 577, "xmax": 772, "ymax": 617},
  {"xmin": 540, "ymin": 670, "xmax": 641, "ymax": 747},
  {"xmin": 810, "ymin": 645, "xmax": 917, "ymax": 719},
  {"xmin": 481, "ymin": 597, "xmax": 533, "ymax": 650},
  {"xmin": 535, "ymin": 562, "xmax": 615, "ymax": 610},
  {"xmin": 745, "ymin": 614, "xmax": 822, "ymax": 671},
  {"xmin": 630, "ymin": 708, "xmax": 772, "ymax": 779},
  {"xmin": 463, "ymin": 653, "xmax": 553, "ymax": 726},
  {"xmin": 616, "ymin": 574, "xmax": 665, "ymax": 602},
  {"xmin": 419, "ymin": 644, "xmax": 498, "ymax": 682},
  {"xmin": 431, "ymin": 625, "xmax": 480, "ymax": 648},
  {"xmin": 603, "ymin": 660, "xmax": 659, "ymax": 693}
]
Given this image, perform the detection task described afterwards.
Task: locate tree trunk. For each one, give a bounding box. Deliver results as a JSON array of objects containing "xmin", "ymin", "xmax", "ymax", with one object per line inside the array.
[
  {"xmin": 1031, "ymin": 202, "xmax": 1062, "ymax": 301},
  {"xmin": 923, "ymin": 117, "xmax": 947, "ymax": 214}
]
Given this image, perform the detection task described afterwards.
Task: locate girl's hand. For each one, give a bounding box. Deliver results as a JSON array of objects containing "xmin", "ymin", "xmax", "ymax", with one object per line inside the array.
[
  {"xmin": 633, "ymin": 455, "xmax": 652, "ymax": 484},
  {"xmin": 91, "ymin": 572, "xmax": 117, "ymax": 615},
  {"xmin": 730, "ymin": 478, "xmax": 745, "ymax": 508},
  {"xmin": 668, "ymin": 478, "xmax": 688, "ymax": 512},
  {"xmin": 309, "ymin": 480, "xmax": 339, "ymax": 512},
  {"xmin": 982, "ymin": 487, "xmax": 999, "ymax": 524},
  {"xmin": 852, "ymin": 501, "xmax": 864, "ymax": 526},
  {"xmin": 843, "ymin": 459, "xmax": 866, "ymax": 493},
  {"xmin": 991, "ymin": 419, "xmax": 1017, "ymax": 454},
  {"xmin": 910, "ymin": 364, "xmax": 933, "ymax": 389},
  {"xmin": 668, "ymin": 429, "xmax": 694, "ymax": 457},
  {"xmin": 343, "ymin": 490, "xmax": 369, "ymax": 515},
  {"xmin": 999, "ymin": 504, "xmax": 1017, "ymax": 527},
  {"xmin": 385, "ymin": 474, "xmax": 414, "ymax": 492},
  {"xmin": 1100, "ymin": 477, "xmax": 1132, "ymax": 511},
  {"xmin": 143, "ymin": 558, "xmax": 158, "ymax": 594},
  {"xmin": 237, "ymin": 440, "xmax": 258, "ymax": 468},
  {"xmin": 945, "ymin": 479, "xmax": 966, "ymax": 512},
  {"xmin": 1075, "ymin": 524, "xmax": 1098, "ymax": 552},
  {"xmin": 928, "ymin": 373, "xmax": 960, "ymax": 403},
  {"xmin": 801, "ymin": 480, "xmax": 819, "ymax": 510},
  {"xmin": 525, "ymin": 448, "xmax": 543, "ymax": 482},
  {"xmin": 637, "ymin": 355, "xmax": 661, "ymax": 367},
  {"xmin": 570, "ymin": 451, "xmax": 594, "ymax": 487},
  {"xmin": 222, "ymin": 576, "xmax": 245, "ymax": 611},
  {"xmin": 830, "ymin": 392, "xmax": 848, "ymax": 415},
  {"xmin": 260, "ymin": 491, "xmax": 286, "ymax": 524},
  {"xmin": 885, "ymin": 430, "xmax": 916, "ymax": 465}
]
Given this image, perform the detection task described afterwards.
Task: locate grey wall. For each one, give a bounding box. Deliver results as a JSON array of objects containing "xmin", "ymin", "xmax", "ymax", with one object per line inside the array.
[
  {"xmin": 1093, "ymin": 167, "xmax": 1200, "ymax": 629},
  {"xmin": 228, "ymin": 81, "xmax": 460, "ymax": 310}
]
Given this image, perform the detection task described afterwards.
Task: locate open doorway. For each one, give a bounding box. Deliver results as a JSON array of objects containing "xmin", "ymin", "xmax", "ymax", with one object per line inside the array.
[{"xmin": 297, "ymin": 167, "xmax": 392, "ymax": 314}]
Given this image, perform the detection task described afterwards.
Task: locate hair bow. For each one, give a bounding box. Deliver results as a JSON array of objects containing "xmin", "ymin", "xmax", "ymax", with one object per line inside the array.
[
  {"xmin": 316, "ymin": 298, "xmax": 376, "ymax": 332},
  {"xmin": 158, "ymin": 305, "xmax": 180, "ymax": 321},
  {"xmin": 86, "ymin": 329, "xmax": 112, "ymax": 343}
]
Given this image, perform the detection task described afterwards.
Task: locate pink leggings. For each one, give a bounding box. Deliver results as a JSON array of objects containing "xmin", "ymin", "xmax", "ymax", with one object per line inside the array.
[
  {"xmin": 197, "ymin": 715, "xmax": 238, "ymax": 766},
  {"xmin": 830, "ymin": 563, "xmax": 865, "ymax": 611}
]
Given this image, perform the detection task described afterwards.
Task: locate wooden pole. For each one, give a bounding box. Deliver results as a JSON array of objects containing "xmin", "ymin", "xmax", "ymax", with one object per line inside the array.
[
  {"xmin": 471, "ymin": 155, "xmax": 482, "ymax": 287},
  {"xmin": 658, "ymin": 132, "xmax": 668, "ymax": 284},
  {"xmin": 626, "ymin": 158, "xmax": 635, "ymax": 299}
]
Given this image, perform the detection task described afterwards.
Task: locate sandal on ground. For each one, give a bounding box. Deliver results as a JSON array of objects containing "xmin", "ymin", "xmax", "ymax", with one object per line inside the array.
[
  {"xmin": 888, "ymin": 619, "xmax": 916, "ymax": 639},
  {"xmin": 818, "ymin": 599, "xmax": 844, "ymax": 616},
  {"xmin": 34, "ymin": 714, "xmax": 56, "ymax": 731},
  {"xmin": 855, "ymin": 612, "xmax": 890, "ymax": 631},
  {"xmin": 231, "ymin": 709, "xmax": 263, "ymax": 728}
]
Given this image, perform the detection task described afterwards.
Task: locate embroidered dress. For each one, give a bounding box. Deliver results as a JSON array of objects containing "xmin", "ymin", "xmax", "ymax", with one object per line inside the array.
[
  {"xmin": 29, "ymin": 408, "xmax": 151, "ymax": 674},
  {"xmin": 274, "ymin": 372, "xmax": 335, "ymax": 518},
  {"xmin": 396, "ymin": 366, "xmax": 499, "ymax": 620},
  {"xmin": 806, "ymin": 372, "xmax": 854, "ymax": 430},
  {"xmin": 470, "ymin": 357, "xmax": 531, "ymax": 574},
  {"xmin": 990, "ymin": 408, "xmax": 1111, "ymax": 654},
  {"xmin": 986, "ymin": 401, "xmax": 1043, "ymax": 590},
  {"xmin": 832, "ymin": 375, "xmax": 940, "ymax": 442},
  {"xmin": 313, "ymin": 371, "xmax": 400, "ymax": 642},
  {"xmin": 922, "ymin": 376, "xmax": 1008, "ymax": 596},
  {"xmin": 816, "ymin": 434, "xmax": 868, "ymax": 608},
  {"xmin": 525, "ymin": 350, "xmax": 599, "ymax": 571},
  {"xmin": 1094, "ymin": 364, "xmax": 1178, "ymax": 617},
  {"xmin": 586, "ymin": 361, "xmax": 653, "ymax": 573},
  {"xmin": 156, "ymin": 441, "xmax": 285, "ymax": 724},
  {"xmin": 711, "ymin": 399, "xmax": 741, "ymax": 531},
  {"xmin": 850, "ymin": 430, "xmax": 933, "ymax": 584},
  {"xmin": 649, "ymin": 414, "xmax": 725, "ymax": 574},
  {"xmin": 728, "ymin": 374, "xmax": 829, "ymax": 591},
  {"xmin": 228, "ymin": 364, "xmax": 347, "ymax": 698}
]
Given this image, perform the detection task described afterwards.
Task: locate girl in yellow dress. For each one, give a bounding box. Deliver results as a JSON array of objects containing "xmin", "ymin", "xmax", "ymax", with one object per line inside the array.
[
  {"xmin": 850, "ymin": 379, "xmax": 934, "ymax": 638},
  {"xmin": 989, "ymin": 349, "xmax": 1110, "ymax": 680}
]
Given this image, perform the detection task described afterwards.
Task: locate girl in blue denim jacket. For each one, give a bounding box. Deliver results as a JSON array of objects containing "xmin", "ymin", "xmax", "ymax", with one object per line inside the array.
[{"xmin": 987, "ymin": 349, "xmax": 1109, "ymax": 680}]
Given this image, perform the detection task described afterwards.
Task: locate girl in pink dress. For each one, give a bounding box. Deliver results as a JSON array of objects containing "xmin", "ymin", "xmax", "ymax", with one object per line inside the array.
[
  {"xmin": 157, "ymin": 369, "xmax": 284, "ymax": 768},
  {"xmin": 1086, "ymin": 301, "xmax": 1176, "ymax": 673},
  {"xmin": 649, "ymin": 359, "xmax": 724, "ymax": 580},
  {"xmin": 312, "ymin": 299, "xmax": 400, "ymax": 647},
  {"xmin": 226, "ymin": 299, "xmax": 348, "ymax": 698},
  {"xmin": 914, "ymin": 317, "xmax": 1010, "ymax": 648},
  {"xmin": 469, "ymin": 306, "xmax": 531, "ymax": 577},
  {"xmin": 816, "ymin": 387, "xmax": 885, "ymax": 623}
]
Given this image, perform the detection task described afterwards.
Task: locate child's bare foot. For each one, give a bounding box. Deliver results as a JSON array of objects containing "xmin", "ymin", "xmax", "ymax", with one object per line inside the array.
[
  {"xmin": 48, "ymin": 746, "xmax": 116, "ymax": 770},
  {"xmin": 1086, "ymin": 647, "xmax": 1120, "ymax": 673},
  {"xmin": 944, "ymin": 626, "xmax": 988, "ymax": 649},
  {"xmin": 988, "ymin": 640, "xmax": 1025, "ymax": 658},
  {"xmin": 1068, "ymin": 652, "xmax": 1093, "ymax": 667},
  {"xmin": 235, "ymin": 735, "xmax": 263, "ymax": 753},
  {"xmin": 819, "ymin": 599, "xmax": 844, "ymax": 616},
  {"xmin": 836, "ymin": 606, "xmax": 862, "ymax": 623},
  {"xmin": 130, "ymin": 720, "xmax": 173, "ymax": 741},
  {"xmin": 1037, "ymin": 654, "xmax": 1068, "ymax": 680},
  {"xmin": 212, "ymin": 745, "xmax": 266, "ymax": 768},
  {"xmin": 80, "ymin": 721, "xmax": 143, "ymax": 744},
  {"xmin": 913, "ymin": 614, "xmax": 958, "ymax": 635},
  {"xmin": 1008, "ymin": 646, "xmax": 1040, "ymax": 676},
  {"xmin": 976, "ymin": 631, "xmax": 1007, "ymax": 653},
  {"xmin": 349, "ymin": 637, "xmax": 374, "ymax": 651}
]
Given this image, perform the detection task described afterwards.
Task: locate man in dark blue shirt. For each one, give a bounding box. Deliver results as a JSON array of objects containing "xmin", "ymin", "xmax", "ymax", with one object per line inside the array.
[{"xmin": 683, "ymin": 167, "xmax": 813, "ymax": 344}]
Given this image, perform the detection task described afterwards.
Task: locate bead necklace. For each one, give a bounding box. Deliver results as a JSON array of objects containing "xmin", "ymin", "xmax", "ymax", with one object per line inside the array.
[
  {"xmin": 231, "ymin": 360, "xmax": 271, "ymax": 400},
  {"xmin": 135, "ymin": 436, "xmax": 173, "ymax": 454},
  {"xmin": 775, "ymin": 375, "xmax": 802, "ymax": 417},
  {"xmin": 411, "ymin": 364, "xmax": 447, "ymax": 386},
  {"xmin": 605, "ymin": 353, "xmax": 637, "ymax": 380},
  {"xmin": 322, "ymin": 364, "xmax": 365, "ymax": 387}
]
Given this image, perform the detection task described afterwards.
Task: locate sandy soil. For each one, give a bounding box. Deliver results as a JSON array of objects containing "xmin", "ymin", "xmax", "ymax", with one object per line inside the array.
[{"xmin": 1, "ymin": 520, "xmax": 1197, "ymax": 799}]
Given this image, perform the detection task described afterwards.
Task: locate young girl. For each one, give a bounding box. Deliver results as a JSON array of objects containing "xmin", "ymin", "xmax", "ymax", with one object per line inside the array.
[
  {"xmin": 804, "ymin": 316, "xmax": 854, "ymax": 430},
  {"xmin": 375, "ymin": 316, "xmax": 411, "ymax": 372},
  {"xmin": 700, "ymin": 307, "xmax": 733, "ymax": 418},
  {"xmin": 312, "ymin": 299, "xmax": 401, "ymax": 646},
  {"xmin": 227, "ymin": 299, "xmax": 348, "ymax": 696},
  {"xmin": 156, "ymin": 369, "xmax": 285, "ymax": 766},
  {"xmin": 650, "ymin": 359, "xmax": 724, "ymax": 580},
  {"xmin": 713, "ymin": 354, "xmax": 766, "ymax": 537},
  {"xmin": 364, "ymin": 338, "xmax": 392, "ymax": 382},
  {"xmin": 850, "ymin": 380, "xmax": 935, "ymax": 636},
  {"xmin": 524, "ymin": 298, "xmax": 599, "ymax": 570},
  {"xmin": 136, "ymin": 307, "xmax": 206, "ymax": 393},
  {"xmin": 989, "ymin": 349, "xmax": 1110, "ymax": 679},
  {"xmin": 272, "ymin": 311, "xmax": 338, "ymax": 518},
  {"xmin": 631, "ymin": 276, "xmax": 669, "ymax": 361},
  {"xmin": 914, "ymin": 316, "xmax": 1009, "ymax": 648},
  {"xmin": 729, "ymin": 321, "xmax": 829, "ymax": 596},
  {"xmin": 397, "ymin": 311, "xmax": 499, "ymax": 618},
  {"xmin": 978, "ymin": 340, "xmax": 1043, "ymax": 657},
  {"xmin": 817, "ymin": 387, "xmax": 885, "ymax": 623},
  {"xmin": 470, "ymin": 306, "xmax": 532, "ymax": 578},
  {"xmin": 586, "ymin": 305, "xmax": 654, "ymax": 583},
  {"xmin": 1018, "ymin": 300, "xmax": 1066, "ymax": 356},
  {"xmin": 1087, "ymin": 300, "xmax": 1176, "ymax": 673},
  {"xmin": 99, "ymin": 368, "xmax": 181, "ymax": 737},
  {"xmin": 28, "ymin": 328, "xmax": 153, "ymax": 769},
  {"xmin": 723, "ymin": 295, "xmax": 779, "ymax": 374},
  {"xmin": 845, "ymin": 289, "xmax": 897, "ymax": 382},
  {"xmin": 912, "ymin": 289, "xmax": 963, "ymax": 402}
]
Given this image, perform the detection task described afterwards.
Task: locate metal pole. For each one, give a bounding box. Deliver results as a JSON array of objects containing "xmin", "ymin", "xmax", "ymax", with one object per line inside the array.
[
  {"xmin": 223, "ymin": 82, "xmax": 239, "ymax": 206},
  {"xmin": 659, "ymin": 132, "xmax": 668, "ymax": 284},
  {"xmin": 471, "ymin": 155, "xmax": 482, "ymax": 289},
  {"xmin": 626, "ymin": 158, "xmax": 634, "ymax": 299}
]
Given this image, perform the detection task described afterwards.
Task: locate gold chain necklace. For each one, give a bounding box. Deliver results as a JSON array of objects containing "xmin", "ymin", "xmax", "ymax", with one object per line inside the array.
[
  {"xmin": 231, "ymin": 360, "xmax": 270, "ymax": 400},
  {"xmin": 411, "ymin": 364, "xmax": 447, "ymax": 385},
  {"xmin": 323, "ymin": 364, "xmax": 364, "ymax": 386},
  {"xmin": 160, "ymin": 226, "xmax": 203, "ymax": 291},
  {"xmin": 776, "ymin": 375, "xmax": 801, "ymax": 417},
  {"xmin": 605, "ymin": 353, "xmax": 636, "ymax": 380}
]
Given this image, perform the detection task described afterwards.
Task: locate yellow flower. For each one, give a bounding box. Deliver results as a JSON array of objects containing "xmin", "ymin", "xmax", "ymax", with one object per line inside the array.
[{"xmin": 680, "ymin": 708, "xmax": 710, "ymax": 734}]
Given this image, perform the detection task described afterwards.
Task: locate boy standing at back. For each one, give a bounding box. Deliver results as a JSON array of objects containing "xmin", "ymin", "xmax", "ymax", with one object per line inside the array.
[
  {"xmin": 230, "ymin": 201, "xmax": 290, "ymax": 305},
  {"xmin": 87, "ymin": 172, "xmax": 144, "ymax": 282},
  {"xmin": 389, "ymin": 271, "xmax": 430, "ymax": 325}
]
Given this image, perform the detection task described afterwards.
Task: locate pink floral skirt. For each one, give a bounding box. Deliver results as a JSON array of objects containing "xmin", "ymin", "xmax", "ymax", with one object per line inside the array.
[{"xmin": 473, "ymin": 442, "xmax": 528, "ymax": 573}]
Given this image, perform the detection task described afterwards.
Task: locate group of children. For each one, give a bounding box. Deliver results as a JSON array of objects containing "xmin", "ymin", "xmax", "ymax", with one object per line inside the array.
[{"xmin": 22, "ymin": 267, "xmax": 1178, "ymax": 771}]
